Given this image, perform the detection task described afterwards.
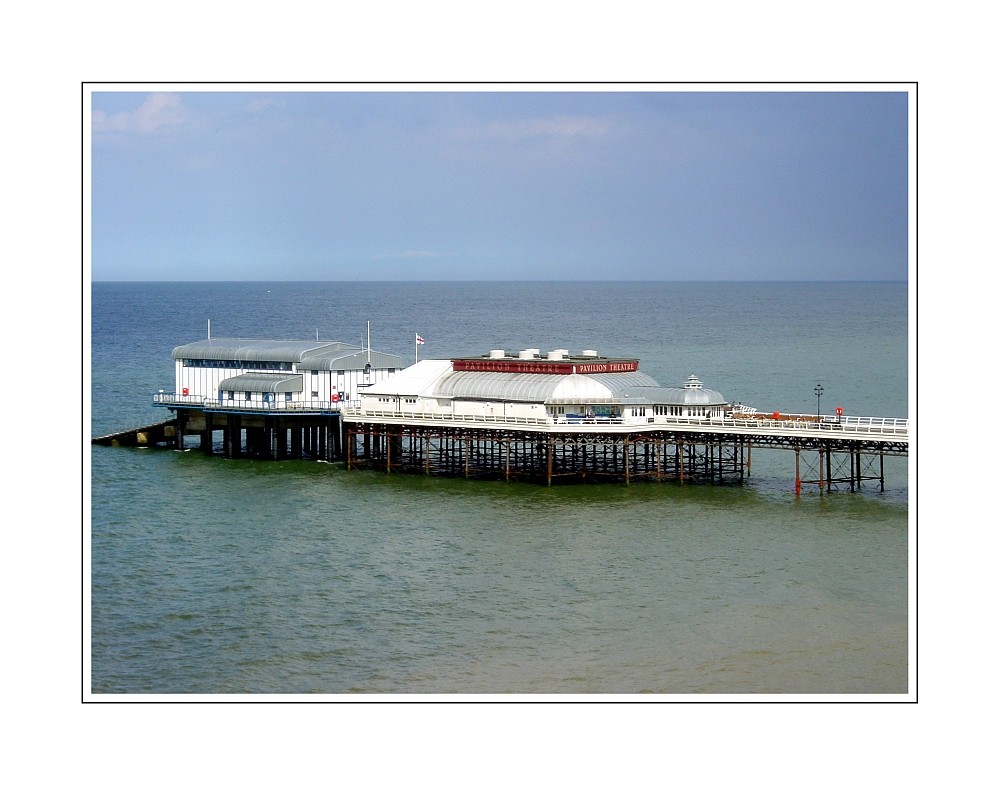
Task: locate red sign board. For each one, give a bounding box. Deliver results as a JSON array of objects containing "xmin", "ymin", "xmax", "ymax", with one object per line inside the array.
[{"xmin": 451, "ymin": 359, "xmax": 638, "ymax": 375}]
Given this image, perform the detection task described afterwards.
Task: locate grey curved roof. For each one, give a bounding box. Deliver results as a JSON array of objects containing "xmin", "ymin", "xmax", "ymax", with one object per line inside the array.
[
  {"xmin": 623, "ymin": 374, "xmax": 726, "ymax": 406},
  {"xmin": 299, "ymin": 349, "xmax": 402, "ymax": 371},
  {"xmin": 172, "ymin": 338, "xmax": 402, "ymax": 369},
  {"xmin": 218, "ymin": 373, "xmax": 303, "ymax": 393},
  {"xmin": 433, "ymin": 370, "xmax": 661, "ymax": 403},
  {"xmin": 434, "ymin": 372, "xmax": 559, "ymax": 402}
]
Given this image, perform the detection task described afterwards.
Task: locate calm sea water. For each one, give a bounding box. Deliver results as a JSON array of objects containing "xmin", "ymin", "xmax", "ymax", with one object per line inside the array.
[{"xmin": 89, "ymin": 281, "xmax": 910, "ymax": 696}]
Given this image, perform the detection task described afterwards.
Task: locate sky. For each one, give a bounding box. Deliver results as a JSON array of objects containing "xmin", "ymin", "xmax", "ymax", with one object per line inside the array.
[{"xmin": 89, "ymin": 87, "xmax": 910, "ymax": 282}]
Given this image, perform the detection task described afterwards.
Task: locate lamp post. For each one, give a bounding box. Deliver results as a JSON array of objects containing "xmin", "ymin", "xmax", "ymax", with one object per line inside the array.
[{"xmin": 814, "ymin": 383, "xmax": 823, "ymax": 420}]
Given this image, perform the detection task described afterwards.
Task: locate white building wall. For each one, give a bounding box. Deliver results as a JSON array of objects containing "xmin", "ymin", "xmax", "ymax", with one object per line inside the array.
[
  {"xmin": 174, "ymin": 363, "xmax": 403, "ymax": 407},
  {"xmin": 176, "ymin": 361, "xmax": 232, "ymax": 400}
]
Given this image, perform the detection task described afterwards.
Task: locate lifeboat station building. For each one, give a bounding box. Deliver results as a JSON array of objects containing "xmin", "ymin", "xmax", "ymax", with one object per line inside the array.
[
  {"xmin": 153, "ymin": 337, "xmax": 403, "ymax": 459},
  {"xmin": 343, "ymin": 348, "xmax": 740, "ymax": 483}
]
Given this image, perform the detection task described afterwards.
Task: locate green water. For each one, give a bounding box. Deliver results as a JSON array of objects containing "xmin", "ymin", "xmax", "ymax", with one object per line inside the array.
[{"xmin": 90, "ymin": 281, "xmax": 909, "ymax": 695}]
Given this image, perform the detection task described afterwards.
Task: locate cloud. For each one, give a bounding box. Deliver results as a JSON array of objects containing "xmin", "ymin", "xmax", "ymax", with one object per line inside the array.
[{"xmin": 92, "ymin": 92, "xmax": 188, "ymax": 134}]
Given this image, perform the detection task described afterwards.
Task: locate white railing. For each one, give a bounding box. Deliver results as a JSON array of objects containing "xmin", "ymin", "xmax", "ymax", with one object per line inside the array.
[
  {"xmin": 353, "ymin": 409, "xmax": 549, "ymax": 426},
  {"xmin": 720, "ymin": 414, "xmax": 909, "ymax": 436},
  {"xmin": 152, "ymin": 393, "xmax": 360, "ymax": 413},
  {"xmin": 350, "ymin": 408, "xmax": 908, "ymax": 437},
  {"xmin": 152, "ymin": 395, "xmax": 908, "ymax": 438}
]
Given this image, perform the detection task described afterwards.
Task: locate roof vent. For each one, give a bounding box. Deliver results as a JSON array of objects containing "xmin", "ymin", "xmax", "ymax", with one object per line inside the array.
[
  {"xmin": 684, "ymin": 374, "xmax": 703, "ymax": 389},
  {"xmin": 581, "ymin": 349, "xmax": 598, "ymax": 357},
  {"xmin": 547, "ymin": 349, "xmax": 568, "ymax": 360},
  {"xmin": 519, "ymin": 348, "xmax": 540, "ymax": 359},
  {"xmin": 489, "ymin": 349, "xmax": 506, "ymax": 359}
]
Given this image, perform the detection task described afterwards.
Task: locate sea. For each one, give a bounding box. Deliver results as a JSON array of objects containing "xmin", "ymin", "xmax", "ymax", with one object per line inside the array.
[{"xmin": 88, "ymin": 281, "xmax": 911, "ymax": 697}]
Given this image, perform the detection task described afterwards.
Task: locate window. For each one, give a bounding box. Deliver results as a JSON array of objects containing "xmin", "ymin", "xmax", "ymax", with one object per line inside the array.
[{"xmin": 181, "ymin": 359, "xmax": 292, "ymax": 371}]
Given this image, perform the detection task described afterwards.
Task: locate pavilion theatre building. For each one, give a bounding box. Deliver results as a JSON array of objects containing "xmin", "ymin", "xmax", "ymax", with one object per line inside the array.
[{"xmin": 343, "ymin": 347, "xmax": 737, "ymax": 484}]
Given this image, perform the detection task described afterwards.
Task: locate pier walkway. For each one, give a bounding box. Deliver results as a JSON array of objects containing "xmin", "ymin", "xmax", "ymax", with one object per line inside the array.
[
  {"xmin": 343, "ymin": 410, "xmax": 908, "ymax": 491},
  {"xmin": 347, "ymin": 410, "xmax": 908, "ymax": 449},
  {"xmin": 152, "ymin": 393, "xmax": 907, "ymax": 447},
  {"xmin": 135, "ymin": 394, "xmax": 909, "ymax": 491}
]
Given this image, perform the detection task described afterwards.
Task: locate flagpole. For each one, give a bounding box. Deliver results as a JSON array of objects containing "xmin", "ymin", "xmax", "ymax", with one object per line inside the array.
[{"xmin": 415, "ymin": 333, "xmax": 419, "ymax": 364}]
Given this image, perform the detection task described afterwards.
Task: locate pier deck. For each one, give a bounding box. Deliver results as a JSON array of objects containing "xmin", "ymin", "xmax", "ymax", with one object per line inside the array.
[{"xmin": 343, "ymin": 411, "xmax": 908, "ymax": 491}]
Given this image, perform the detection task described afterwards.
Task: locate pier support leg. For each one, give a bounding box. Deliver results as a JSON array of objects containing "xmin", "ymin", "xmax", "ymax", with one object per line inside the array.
[
  {"xmin": 795, "ymin": 447, "xmax": 801, "ymax": 496},
  {"xmin": 269, "ymin": 424, "xmax": 279, "ymax": 460},
  {"xmin": 224, "ymin": 415, "xmax": 243, "ymax": 458},
  {"xmin": 201, "ymin": 413, "xmax": 213, "ymax": 454},
  {"xmin": 547, "ymin": 436, "xmax": 553, "ymax": 486},
  {"xmin": 624, "ymin": 436, "xmax": 630, "ymax": 486},
  {"xmin": 174, "ymin": 411, "xmax": 186, "ymax": 450}
]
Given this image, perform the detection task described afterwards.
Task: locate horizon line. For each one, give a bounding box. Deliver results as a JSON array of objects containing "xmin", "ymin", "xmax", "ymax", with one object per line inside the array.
[{"xmin": 90, "ymin": 278, "xmax": 909, "ymax": 284}]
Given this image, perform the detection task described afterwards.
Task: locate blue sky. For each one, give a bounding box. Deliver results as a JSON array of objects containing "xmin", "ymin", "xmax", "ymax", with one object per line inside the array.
[{"xmin": 90, "ymin": 88, "xmax": 909, "ymax": 282}]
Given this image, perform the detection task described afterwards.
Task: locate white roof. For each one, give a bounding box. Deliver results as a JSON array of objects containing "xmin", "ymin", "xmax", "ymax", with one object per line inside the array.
[
  {"xmin": 364, "ymin": 360, "xmax": 453, "ymax": 397},
  {"xmin": 363, "ymin": 360, "xmax": 666, "ymax": 404}
]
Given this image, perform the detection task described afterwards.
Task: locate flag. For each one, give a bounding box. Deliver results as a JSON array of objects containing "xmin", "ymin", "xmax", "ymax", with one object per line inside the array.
[{"xmin": 416, "ymin": 334, "xmax": 425, "ymax": 345}]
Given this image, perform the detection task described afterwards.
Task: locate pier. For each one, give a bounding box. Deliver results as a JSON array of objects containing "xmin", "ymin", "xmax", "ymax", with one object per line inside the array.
[
  {"xmin": 94, "ymin": 406, "xmax": 907, "ymax": 493},
  {"xmin": 149, "ymin": 401, "xmax": 344, "ymax": 460},
  {"xmin": 344, "ymin": 411, "xmax": 908, "ymax": 492},
  {"xmin": 93, "ymin": 340, "xmax": 909, "ymax": 494},
  {"xmin": 91, "ymin": 419, "xmax": 178, "ymax": 448}
]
